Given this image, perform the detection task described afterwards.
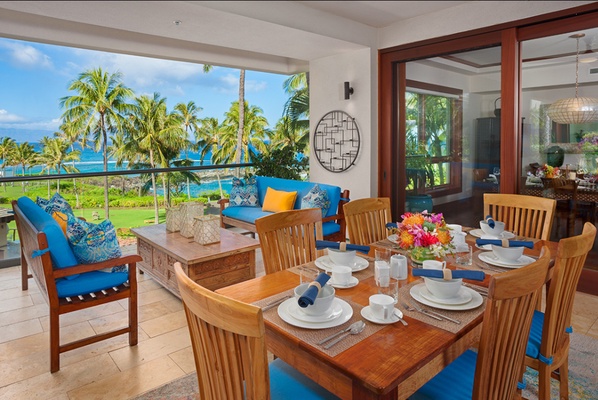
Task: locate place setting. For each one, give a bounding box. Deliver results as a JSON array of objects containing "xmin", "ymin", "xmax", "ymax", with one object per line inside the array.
[
  {"xmin": 313, "ymin": 240, "xmax": 371, "ymax": 274},
  {"xmin": 468, "ymin": 215, "xmax": 516, "ymax": 241},
  {"xmin": 475, "ymin": 235, "xmax": 536, "ymax": 270}
]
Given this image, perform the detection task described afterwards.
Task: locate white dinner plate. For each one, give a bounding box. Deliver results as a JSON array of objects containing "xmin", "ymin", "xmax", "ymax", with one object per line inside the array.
[
  {"xmin": 475, "ymin": 243, "xmax": 492, "ymax": 250},
  {"xmin": 277, "ymin": 298, "xmax": 353, "ymax": 329},
  {"xmin": 329, "ymin": 276, "xmax": 359, "ymax": 289},
  {"xmin": 315, "ymin": 255, "xmax": 369, "ymax": 273},
  {"xmin": 478, "ymin": 252, "xmax": 535, "ymax": 269},
  {"xmin": 387, "ymin": 234, "xmax": 399, "ymax": 244},
  {"xmin": 288, "ymin": 300, "xmax": 344, "ymax": 323},
  {"xmin": 469, "ymin": 229, "xmax": 515, "ymax": 240},
  {"xmin": 410, "ymin": 283, "xmax": 483, "ymax": 311},
  {"xmin": 361, "ymin": 306, "xmax": 404, "ymax": 325},
  {"xmin": 419, "ymin": 285, "xmax": 473, "ymax": 305}
]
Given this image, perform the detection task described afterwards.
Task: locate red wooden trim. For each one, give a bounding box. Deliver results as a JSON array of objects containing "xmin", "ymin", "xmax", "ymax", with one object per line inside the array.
[{"xmin": 500, "ymin": 28, "xmax": 519, "ymax": 194}]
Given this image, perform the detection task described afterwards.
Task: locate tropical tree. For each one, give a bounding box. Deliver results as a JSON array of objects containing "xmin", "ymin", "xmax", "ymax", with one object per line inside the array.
[
  {"xmin": 281, "ymin": 72, "xmax": 309, "ymax": 153},
  {"xmin": 195, "ymin": 117, "xmax": 226, "ymax": 198},
  {"xmin": 219, "ymin": 101, "xmax": 269, "ymax": 164},
  {"xmin": 0, "ymin": 137, "xmax": 16, "ymax": 191},
  {"xmin": 174, "ymin": 101, "xmax": 202, "ymax": 199},
  {"xmin": 38, "ymin": 136, "xmax": 80, "ymax": 194},
  {"xmin": 235, "ymin": 69, "xmax": 246, "ymax": 169},
  {"xmin": 54, "ymin": 119, "xmax": 84, "ymax": 206},
  {"xmin": 11, "ymin": 142, "xmax": 36, "ymax": 192},
  {"xmin": 60, "ymin": 67, "xmax": 134, "ymax": 219}
]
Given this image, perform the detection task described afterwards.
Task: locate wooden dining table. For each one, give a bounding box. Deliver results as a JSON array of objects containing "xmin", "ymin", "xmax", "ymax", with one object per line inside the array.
[{"xmin": 216, "ymin": 235, "xmax": 558, "ymax": 400}]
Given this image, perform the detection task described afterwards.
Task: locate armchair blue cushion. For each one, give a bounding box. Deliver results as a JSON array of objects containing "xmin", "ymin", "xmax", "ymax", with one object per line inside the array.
[
  {"xmin": 56, "ymin": 271, "xmax": 128, "ymax": 298},
  {"xmin": 269, "ymin": 358, "xmax": 340, "ymax": 399}
]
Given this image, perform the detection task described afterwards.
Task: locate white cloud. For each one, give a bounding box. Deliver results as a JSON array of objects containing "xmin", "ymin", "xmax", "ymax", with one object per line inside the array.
[
  {"xmin": 1, "ymin": 42, "xmax": 53, "ymax": 69},
  {"xmin": 246, "ymin": 80, "xmax": 268, "ymax": 92},
  {"xmin": 0, "ymin": 117, "xmax": 60, "ymax": 131},
  {"xmin": 215, "ymin": 74, "xmax": 267, "ymax": 94},
  {"xmin": 0, "ymin": 109, "xmax": 24, "ymax": 123}
]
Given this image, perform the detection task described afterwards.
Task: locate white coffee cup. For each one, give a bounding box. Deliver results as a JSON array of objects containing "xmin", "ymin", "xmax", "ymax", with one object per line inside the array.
[
  {"xmin": 390, "ymin": 254, "xmax": 408, "ymax": 280},
  {"xmin": 446, "ymin": 224, "xmax": 462, "ymax": 233},
  {"xmin": 369, "ymin": 294, "xmax": 395, "ymax": 321},
  {"xmin": 423, "ymin": 260, "xmax": 446, "ymax": 270},
  {"xmin": 331, "ymin": 265, "xmax": 352, "ymax": 285}
]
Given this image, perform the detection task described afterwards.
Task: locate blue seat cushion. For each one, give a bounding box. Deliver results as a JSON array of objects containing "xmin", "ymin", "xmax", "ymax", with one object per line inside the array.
[
  {"xmin": 222, "ymin": 206, "xmax": 271, "ymax": 224},
  {"xmin": 322, "ymin": 221, "xmax": 340, "ymax": 237},
  {"xmin": 526, "ymin": 310, "xmax": 545, "ymax": 360},
  {"xmin": 410, "ymin": 349, "xmax": 476, "ymax": 400},
  {"xmin": 269, "ymin": 358, "xmax": 340, "ymax": 399},
  {"xmin": 56, "ymin": 271, "xmax": 128, "ymax": 298},
  {"xmin": 17, "ymin": 196, "xmax": 79, "ymax": 270}
]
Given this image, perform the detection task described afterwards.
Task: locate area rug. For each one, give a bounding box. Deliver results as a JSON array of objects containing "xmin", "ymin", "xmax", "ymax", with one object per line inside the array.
[{"xmin": 133, "ymin": 333, "xmax": 597, "ymax": 399}]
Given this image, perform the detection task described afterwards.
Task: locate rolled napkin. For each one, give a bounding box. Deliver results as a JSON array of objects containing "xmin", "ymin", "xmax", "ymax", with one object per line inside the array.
[
  {"xmin": 485, "ymin": 215, "xmax": 495, "ymax": 228},
  {"xmin": 412, "ymin": 268, "xmax": 486, "ymax": 281},
  {"xmin": 315, "ymin": 240, "xmax": 370, "ymax": 254},
  {"xmin": 386, "ymin": 222, "xmax": 398, "ymax": 229},
  {"xmin": 476, "ymin": 238, "xmax": 535, "ymax": 249},
  {"xmin": 298, "ymin": 272, "xmax": 331, "ymax": 308}
]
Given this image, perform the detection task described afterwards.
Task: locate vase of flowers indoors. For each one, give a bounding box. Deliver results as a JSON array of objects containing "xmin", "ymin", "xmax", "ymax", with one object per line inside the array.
[{"xmin": 393, "ymin": 211, "xmax": 453, "ymax": 266}]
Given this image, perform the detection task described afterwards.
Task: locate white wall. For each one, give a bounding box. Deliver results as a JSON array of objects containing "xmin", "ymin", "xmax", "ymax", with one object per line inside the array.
[{"xmin": 309, "ymin": 48, "xmax": 377, "ymax": 201}]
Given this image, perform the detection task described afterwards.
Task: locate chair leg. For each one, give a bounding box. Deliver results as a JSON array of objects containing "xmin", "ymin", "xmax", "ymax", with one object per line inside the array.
[
  {"xmin": 538, "ymin": 363, "xmax": 552, "ymax": 400},
  {"xmin": 129, "ymin": 292, "xmax": 138, "ymax": 346},
  {"xmin": 50, "ymin": 307, "xmax": 60, "ymax": 373},
  {"xmin": 558, "ymin": 358, "xmax": 569, "ymax": 400},
  {"xmin": 21, "ymin": 251, "xmax": 28, "ymax": 291}
]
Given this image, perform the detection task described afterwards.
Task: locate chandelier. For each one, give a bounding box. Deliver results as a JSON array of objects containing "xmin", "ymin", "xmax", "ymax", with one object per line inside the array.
[{"xmin": 547, "ymin": 33, "xmax": 598, "ymax": 125}]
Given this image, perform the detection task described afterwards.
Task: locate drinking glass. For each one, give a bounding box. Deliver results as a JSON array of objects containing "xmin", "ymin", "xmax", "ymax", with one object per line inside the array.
[
  {"xmin": 378, "ymin": 277, "xmax": 399, "ymax": 304},
  {"xmin": 455, "ymin": 243, "xmax": 473, "ymax": 266}
]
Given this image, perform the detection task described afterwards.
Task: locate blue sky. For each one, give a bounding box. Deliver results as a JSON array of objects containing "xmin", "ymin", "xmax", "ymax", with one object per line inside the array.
[{"xmin": 0, "ymin": 37, "xmax": 291, "ymax": 141}]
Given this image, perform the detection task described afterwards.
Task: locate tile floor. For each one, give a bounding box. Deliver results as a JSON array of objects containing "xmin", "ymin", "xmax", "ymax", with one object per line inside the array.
[{"xmin": 0, "ymin": 244, "xmax": 597, "ymax": 399}]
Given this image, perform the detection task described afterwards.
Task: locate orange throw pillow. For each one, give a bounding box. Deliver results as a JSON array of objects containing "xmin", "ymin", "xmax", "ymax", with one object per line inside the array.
[
  {"xmin": 52, "ymin": 211, "xmax": 68, "ymax": 235},
  {"xmin": 262, "ymin": 187, "xmax": 297, "ymax": 213}
]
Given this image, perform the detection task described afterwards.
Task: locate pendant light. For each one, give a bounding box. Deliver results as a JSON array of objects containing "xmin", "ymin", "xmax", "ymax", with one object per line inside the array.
[{"xmin": 547, "ymin": 33, "xmax": 598, "ymax": 125}]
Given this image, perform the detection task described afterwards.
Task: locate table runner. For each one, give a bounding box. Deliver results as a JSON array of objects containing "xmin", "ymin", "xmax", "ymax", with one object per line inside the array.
[
  {"xmin": 397, "ymin": 280, "xmax": 487, "ymax": 334},
  {"xmin": 254, "ymin": 289, "xmax": 386, "ymax": 358}
]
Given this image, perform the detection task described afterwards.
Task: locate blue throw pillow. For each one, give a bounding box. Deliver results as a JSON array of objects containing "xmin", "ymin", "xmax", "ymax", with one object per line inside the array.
[
  {"xmin": 38, "ymin": 193, "xmax": 74, "ymax": 216},
  {"xmin": 229, "ymin": 176, "xmax": 259, "ymax": 207},
  {"xmin": 66, "ymin": 214, "xmax": 126, "ymax": 272},
  {"xmin": 301, "ymin": 184, "xmax": 330, "ymax": 217}
]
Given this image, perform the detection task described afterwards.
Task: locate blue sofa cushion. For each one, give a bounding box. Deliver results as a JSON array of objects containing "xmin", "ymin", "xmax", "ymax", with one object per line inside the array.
[
  {"xmin": 269, "ymin": 358, "xmax": 340, "ymax": 399},
  {"xmin": 56, "ymin": 271, "xmax": 128, "ymax": 298},
  {"xmin": 526, "ymin": 310, "xmax": 545, "ymax": 360},
  {"xmin": 255, "ymin": 176, "xmax": 341, "ymax": 218},
  {"xmin": 230, "ymin": 176, "xmax": 259, "ymax": 207},
  {"xmin": 222, "ymin": 206, "xmax": 271, "ymax": 224},
  {"xmin": 66, "ymin": 214, "xmax": 126, "ymax": 273},
  {"xmin": 17, "ymin": 196, "xmax": 79, "ymax": 270},
  {"xmin": 322, "ymin": 222, "xmax": 340, "ymax": 237},
  {"xmin": 301, "ymin": 184, "xmax": 331, "ymax": 217}
]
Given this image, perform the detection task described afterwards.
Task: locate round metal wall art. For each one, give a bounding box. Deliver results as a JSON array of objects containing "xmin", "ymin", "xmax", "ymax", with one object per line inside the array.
[{"xmin": 313, "ymin": 110, "xmax": 360, "ymax": 173}]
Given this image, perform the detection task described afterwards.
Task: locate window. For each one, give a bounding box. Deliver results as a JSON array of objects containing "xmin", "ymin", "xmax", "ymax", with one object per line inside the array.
[{"xmin": 405, "ymin": 81, "xmax": 463, "ymax": 196}]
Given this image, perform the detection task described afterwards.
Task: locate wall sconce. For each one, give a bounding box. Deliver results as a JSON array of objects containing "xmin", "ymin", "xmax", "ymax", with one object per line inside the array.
[{"xmin": 344, "ymin": 81, "xmax": 354, "ymax": 100}]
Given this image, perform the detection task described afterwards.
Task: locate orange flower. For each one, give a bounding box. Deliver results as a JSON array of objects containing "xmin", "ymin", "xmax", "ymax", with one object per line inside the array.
[
  {"xmin": 399, "ymin": 230, "xmax": 414, "ymax": 249},
  {"xmin": 402, "ymin": 213, "xmax": 425, "ymax": 227},
  {"xmin": 437, "ymin": 228, "xmax": 452, "ymax": 245}
]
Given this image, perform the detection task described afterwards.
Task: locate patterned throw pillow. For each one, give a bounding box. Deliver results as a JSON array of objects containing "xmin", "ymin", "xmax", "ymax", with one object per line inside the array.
[
  {"xmin": 38, "ymin": 193, "xmax": 74, "ymax": 216},
  {"xmin": 66, "ymin": 214, "xmax": 126, "ymax": 273},
  {"xmin": 301, "ymin": 184, "xmax": 331, "ymax": 217},
  {"xmin": 229, "ymin": 176, "xmax": 259, "ymax": 207}
]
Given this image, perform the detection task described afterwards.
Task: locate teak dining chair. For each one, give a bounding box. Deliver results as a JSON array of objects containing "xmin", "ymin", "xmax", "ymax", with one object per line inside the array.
[
  {"xmin": 484, "ymin": 193, "xmax": 556, "ymax": 240},
  {"xmin": 525, "ymin": 222, "xmax": 596, "ymax": 400},
  {"xmin": 343, "ymin": 197, "xmax": 392, "ymax": 245},
  {"xmin": 173, "ymin": 262, "xmax": 339, "ymax": 400},
  {"xmin": 255, "ymin": 208, "xmax": 323, "ymax": 275},
  {"xmin": 411, "ymin": 247, "xmax": 551, "ymax": 400}
]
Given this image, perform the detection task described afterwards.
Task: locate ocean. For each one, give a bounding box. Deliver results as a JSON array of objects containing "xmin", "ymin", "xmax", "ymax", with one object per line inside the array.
[{"xmin": 4, "ymin": 143, "xmax": 234, "ymax": 196}]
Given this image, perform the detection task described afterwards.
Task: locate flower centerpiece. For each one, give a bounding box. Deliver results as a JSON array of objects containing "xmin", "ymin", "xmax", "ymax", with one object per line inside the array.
[
  {"xmin": 393, "ymin": 211, "xmax": 453, "ymax": 264},
  {"xmin": 535, "ymin": 164, "xmax": 560, "ymax": 179}
]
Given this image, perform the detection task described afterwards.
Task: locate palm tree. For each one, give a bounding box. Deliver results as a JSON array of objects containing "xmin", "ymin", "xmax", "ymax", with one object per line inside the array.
[
  {"xmin": 60, "ymin": 67, "xmax": 134, "ymax": 219},
  {"xmin": 55, "ymin": 119, "xmax": 84, "ymax": 206},
  {"xmin": 38, "ymin": 136, "xmax": 80, "ymax": 194},
  {"xmin": 0, "ymin": 137, "xmax": 16, "ymax": 191},
  {"xmin": 196, "ymin": 117, "xmax": 227, "ymax": 198},
  {"xmin": 281, "ymin": 72, "xmax": 309, "ymax": 153},
  {"xmin": 11, "ymin": 142, "xmax": 37, "ymax": 192},
  {"xmin": 174, "ymin": 101, "xmax": 202, "ymax": 199},
  {"xmin": 219, "ymin": 101, "xmax": 269, "ymax": 164},
  {"xmin": 235, "ymin": 69, "xmax": 246, "ymax": 170}
]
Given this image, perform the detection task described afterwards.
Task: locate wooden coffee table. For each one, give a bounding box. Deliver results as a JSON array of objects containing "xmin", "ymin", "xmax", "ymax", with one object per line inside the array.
[{"xmin": 132, "ymin": 224, "xmax": 260, "ymax": 298}]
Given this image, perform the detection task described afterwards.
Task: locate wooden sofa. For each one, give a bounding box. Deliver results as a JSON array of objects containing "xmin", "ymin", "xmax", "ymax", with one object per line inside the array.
[
  {"xmin": 218, "ymin": 176, "xmax": 349, "ymax": 241},
  {"xmin": 13, "ymin": 197, "xmax": 142, "ymax": 372}
]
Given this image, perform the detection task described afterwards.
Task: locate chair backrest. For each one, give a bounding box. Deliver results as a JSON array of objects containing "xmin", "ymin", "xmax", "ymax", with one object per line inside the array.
[
  {"xmin": 541, "ymin": 222, "xmax": 596, "ymax": 363},
  {"xmin": 483, "ymin": 193, "xmax": 556, "ymax": 240},
  {"xmin": 473, "ymin": 247, "xmax": 551, "ymax": 399},
  {"xmin": 343, "ymin": 197, "xmax": 392, "ymax": 245},
  {"xmin": 174, "ymin": 262, "xmax": 269, "ymax": 400},
  {"xmin": 255, "ymin": 208, "xmax": 323, "ymax": 275}
]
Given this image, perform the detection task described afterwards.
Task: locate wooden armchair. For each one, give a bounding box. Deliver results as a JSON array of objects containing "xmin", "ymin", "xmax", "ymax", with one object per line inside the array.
[
  {"xmin": 173, "ymin": 262, "xmax": 339, "ymax": 399},
  {"xmin": 255, "ymin": 208, "xmax": 323, "ymax": 275},
  {"xmin": 13, "ymin": 198, "xmax": 141, "ymax": 372},
  {"xmin": 411, "ymin": 247, "xmax": 551, "ymax": 399},
  {"xmin": 483, "ymin": 193, "xmax": 556, "ymax": 240},
  {"xmin": 343, "ymin": 197, "xmax": 392, "ymax": 245},
  {"xmin": 525, "ymin": 222, "xmax": 596, "ymax": 399}
]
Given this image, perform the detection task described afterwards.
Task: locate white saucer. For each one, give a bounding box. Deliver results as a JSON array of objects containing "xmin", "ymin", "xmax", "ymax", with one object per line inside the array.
[
  {"xmin": 278, "ymin": 298, "xmax": 353, "ymax": 329},
  {"xmin": 361, "ymin": 306, "xmax": 404, "ymax": 325},
  {"xmin": 329, "ymin": 276, "xmax": 359, "ymax": 289},
  {"xmin": 315, "ymin": 255, "xmax": 369, "ymax": 273},
  {"xmin": 410, "ymin": 284, "xmax": 483, "ymax": 311},
  {"xmin": 419, "ymin": 285, "xmax": 473, "ymax": 305},
  {"xmin": 478, "ymin": 252, "xmax": 535, "ymax": 269},
  {"xmin": 469, "ymin": 229, "xmax": 515, "ymax": 240},
  {"xmin": 289, "ymin": 300, "xmax": 343, "ymax": 323}
]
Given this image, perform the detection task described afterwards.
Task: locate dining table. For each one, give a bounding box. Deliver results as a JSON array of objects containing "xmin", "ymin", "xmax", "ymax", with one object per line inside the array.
[{"xmin": 216, "ymin": 231, "xmax": 558, "ymax": 400}]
